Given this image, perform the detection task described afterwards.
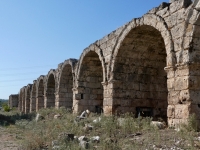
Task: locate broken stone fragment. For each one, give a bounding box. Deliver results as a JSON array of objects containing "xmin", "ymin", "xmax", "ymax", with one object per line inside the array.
[
  {"xmin": 58, "ymin": 132, "xmax": 74, "ymax": 141},
  {"xmin": 93, "ymin": 117, "xmax": 101, "ymax": 123},
  {"xmin": 90, "ymin": 136, "xmax": 100, "ymax": 143},
  {"xmin": 78, "ymin": 136, "xmax": 88, "ymax": 142},
  {"xmin": 79, "ymin": 140, "xmax": 90, "ymax": 149},
  {"xmin": 54, "ymin": 114, "xmax": 61, "ymax": 119},
  {"xmin": 35, "ymin": 113, "xmax": 44, "ymax": 122},
  {"xmin": 151, "ymin": 121, "xmax": 166, "ymax": 129},
  {"xmin": 83, "ymin": 124, "xmax": 93, "ymax": 131},
  {"xmin": 80, "ymin": 109, "xmax": 90, "ymax": 118},
  {"xmin": 76, "ymin": 109, "xmax": 91, "ymax": 121}
]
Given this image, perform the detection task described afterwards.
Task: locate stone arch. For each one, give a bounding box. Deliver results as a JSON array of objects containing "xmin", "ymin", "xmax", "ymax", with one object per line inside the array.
[
  {"xmin": 45, "ymin": 70, "xmax": 56, "ymax": 108},
  {"xmin": 30, "ymin": 80, "xmax": 37, "ymax": 112},
  {"xmin": 57, "ymin": 59, "xmax": 77, "ymax": 109},
  {"xmin": 36, "ymin": 75, "xmax": 45, "ymax": 111},
  {"xmin": 74, "ymin": 45, "xmax": 105, "ymax": 112},
  {"xmin": 76, "ymin": 45, "xmax": 107, "ymax": 84},
  {"xmin": 109, "ymin": 14, "xmax": 176, "ymax": 79},
  {"xmin": 107, "ymin": 14, "xmax": 174, "ymax": 121},
  {"xmin": 25, "ymin": 84, "xmax": 32, "ymax": 114},
  {"xmin": 185, "ymin": 2, "xmax": 200, "ymax": 63}
]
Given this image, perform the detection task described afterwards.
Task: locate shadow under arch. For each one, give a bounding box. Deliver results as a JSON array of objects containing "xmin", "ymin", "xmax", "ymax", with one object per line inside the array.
[
  {"xmin": 30, "ymin": 80, "xmax": 37, "ymax": 112},
  {"xmin": 57, "ymin": 59, "xmax": 77, "ymax": 109},
  {"xmin": 107, "ymin": 14, "xmax": 175, "ymax": 121},
  {"xmin": 25, "ymin": 84, "xmax": 32, "ymax": 114},
  {"xmin": 36, "ymin": 75, "xmax": 45, "ymax": 111},
  {"xmin": 109, "ymin": 14, "xmax": 176, "ymax": 80},
  {"xmin": 45, "ymin": 69, "xmax": 56, "ymax": 108},
  {"xmin": 74, "ymin": 46, "xmax": 106, "ymax": 113}
]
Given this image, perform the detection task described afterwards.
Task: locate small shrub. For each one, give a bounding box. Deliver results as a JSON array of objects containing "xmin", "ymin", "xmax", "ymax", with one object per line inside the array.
[{"xmin": 3, "ymin": 104, "xmax": 10, "ymax": 112}]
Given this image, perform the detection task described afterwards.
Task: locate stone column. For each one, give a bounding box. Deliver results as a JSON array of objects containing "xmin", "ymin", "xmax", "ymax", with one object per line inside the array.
[
  {"xmin": 55, "ymin": 91, "xmax": 59, "ymax": 109},
  {"xmin": 187, "ymin": 64, "xmax": 200, "ymax": 127},
  {"xmin": 102, "ymin": 81, "xmax": 113, "ymax": 115},
  {"xmin": 72, "ymin": 86, "xmax": 84, "ymax": 113},
  {"xmin": 166, "ymin": 65, "xmax": 191, "ymax": 127}
]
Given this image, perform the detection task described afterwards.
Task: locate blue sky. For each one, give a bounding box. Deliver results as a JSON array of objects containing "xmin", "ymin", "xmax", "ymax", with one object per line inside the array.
[{"xmin": 0, "ymin": 0, "xmax": 168, "ymax": 99}]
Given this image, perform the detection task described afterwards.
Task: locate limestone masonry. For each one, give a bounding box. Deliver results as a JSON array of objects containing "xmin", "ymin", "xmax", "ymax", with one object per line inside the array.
[
  {"xmin": 10, "ymin": 0, "xmax": 200, "ymax": 127},
  {"xmin": 8, "ymin": 94, "xmax": 18, "ymax": 109}
]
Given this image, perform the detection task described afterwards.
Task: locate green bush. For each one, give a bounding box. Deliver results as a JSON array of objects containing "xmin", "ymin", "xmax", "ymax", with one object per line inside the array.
[{"xmin": 3, "ymin": 104, "xmax": 10, "ymax": 112}]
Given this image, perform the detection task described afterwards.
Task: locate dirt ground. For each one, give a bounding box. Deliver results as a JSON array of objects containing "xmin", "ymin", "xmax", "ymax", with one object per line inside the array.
[{"xmin": 0, "ymin": 126, "xmax": 19, "ymax": 150}]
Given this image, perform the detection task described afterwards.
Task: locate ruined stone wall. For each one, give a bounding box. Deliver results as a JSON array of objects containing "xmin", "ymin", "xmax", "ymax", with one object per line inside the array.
[
  {"xmin": 9, "ymin": 94, "xmax": 19, "ymax": 109},
  {"xmin": 15, "ymin": 0, "xmax": 200, "ymax": 127}
]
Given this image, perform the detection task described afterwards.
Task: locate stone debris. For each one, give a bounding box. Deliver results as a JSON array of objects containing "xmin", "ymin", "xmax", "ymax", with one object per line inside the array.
[
  {"xmin": 93, "ymin": 117, "xmax": 101, "ymax": 123},
  {"xmin": 79, "ymin": 140, "xmax": 90, "ymax": 149},
  {"xmin": 35, "ymin": 113, "xmax": 44, "ymax": 122},
  {"xmin": 76, "ymin": 110, "xmax": 91, "ymax": 122},
  {"xmin": 151, "ymin": 121, "xmax": 166, "ymax": 129},
  {"xmin": 58, "ymin": 132, "xmax": 74, "ymax": 141},
  {"xmin": 54, "ymin": 114, "xmax": 61, "ymax": 119},
  {"xmin": 90, "ymin": 136, "xmax": 100, "ymax": 143},
  {"xmin": 80, "ymin": 109, "xmax": 90, "ymax": 118},
  {"xmin": 78, "ymin": 136, "xmax": 90, "ymax": 149},
  {"xmin": 83, "ymin": 124, "xmax": 93, "ymax": 131},
  {"xmin": 78, "ymin": 136, "xmax": 88, "ymax": 142}
]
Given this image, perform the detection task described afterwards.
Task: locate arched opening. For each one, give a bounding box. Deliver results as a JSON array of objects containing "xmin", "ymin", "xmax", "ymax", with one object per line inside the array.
[
  {"xmin": 78, "ymin": 51, "xmax": 103, "ymax": 112},
  {"xmin": 113, "ymin": 25, "xmax": 167, "ymax": 121},
  {"xmin": 25, "ymin": 87, "xmax": 31, "ymax": 114},
  {"xmin": 46, "ymin": 74, "xmax": 55, "ymax": 107},
  {"xmin": 30, "ymin": 83, "xmax": 36, "ymax": 112},
  {"xmin": 37, "ymin": 79, "xmax": 44, "ymax": 111},
  {"xmin": 59, "ymin": 64, "xmax": 73, "ymax": 109}
]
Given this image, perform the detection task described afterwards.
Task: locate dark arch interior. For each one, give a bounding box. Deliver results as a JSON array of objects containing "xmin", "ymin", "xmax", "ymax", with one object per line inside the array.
[
  {"xmin": 113, "ymin": 25, "xmax": 167, "ymax": 121},
  {"xmin": 46, "ymin": 74, "xmax": 55, "ymax": 107},
  {"xmin": 37, "ymin": 79, "xmax": 44, "ymax": 111},
  {"xmin": 79, "ymin": 51, "xmax": 103, "ymax": 113},
  {"xmin": 31, "ymin": 84, "xmax": 36, "ymax": 112},
  {"xmin": 26, "ymin": 88, "xmax": 31, "ymax": 113},
  {"xmin": 59, "ymin": 64, "xmax": 73, "ymax": 109}
]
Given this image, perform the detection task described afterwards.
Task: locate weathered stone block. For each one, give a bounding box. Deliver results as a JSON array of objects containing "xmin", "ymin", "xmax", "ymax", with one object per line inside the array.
[
  {"xmin": 175, "ymin": 104, "xmax": 190, "ymax": 119},
  {"xmin": 174, "ymin": 76, "xmax": 189, "ymax": 90},
  {"xmin": 168, "ymin": 90, "xmax": 180, "ymax": 105}
]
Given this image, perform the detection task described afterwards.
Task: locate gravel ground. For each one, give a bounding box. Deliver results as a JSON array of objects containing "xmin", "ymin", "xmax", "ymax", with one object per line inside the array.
[{"xmin": 0, "ymin": 126, "xmax": 19, "ymax": 150}]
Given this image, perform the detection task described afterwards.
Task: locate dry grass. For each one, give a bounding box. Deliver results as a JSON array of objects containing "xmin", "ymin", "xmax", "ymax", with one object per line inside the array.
[{"xmin": 1, "ymin": 108, "xmax": 200, "ymax": 150}]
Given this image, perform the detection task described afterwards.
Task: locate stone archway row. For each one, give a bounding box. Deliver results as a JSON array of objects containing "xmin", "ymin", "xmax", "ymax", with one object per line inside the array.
[
  {"xmin": 10, "ymin": 0, "xmax": 200, "ymax": 128},
  {"xmin": 17, "ymin": 59, "xmax": 78, "ymax": 113}
]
